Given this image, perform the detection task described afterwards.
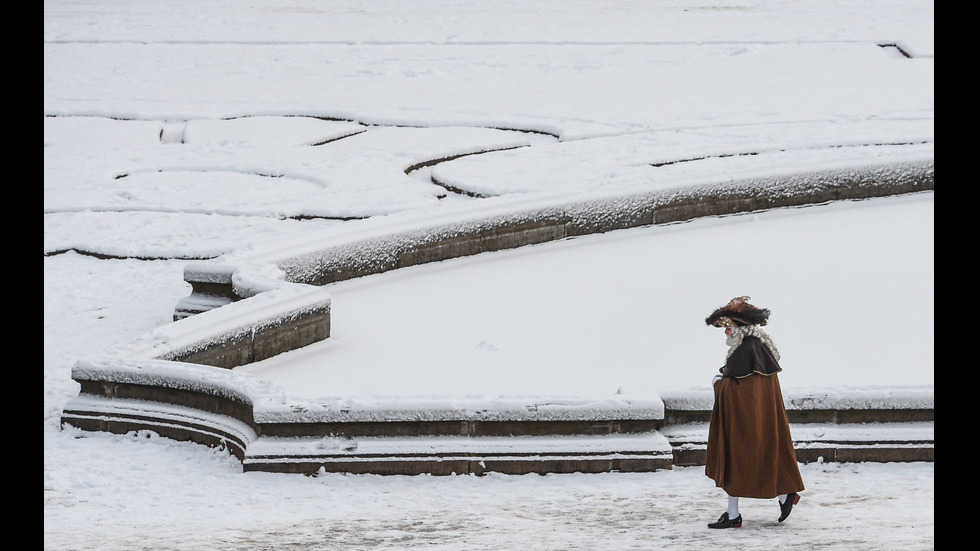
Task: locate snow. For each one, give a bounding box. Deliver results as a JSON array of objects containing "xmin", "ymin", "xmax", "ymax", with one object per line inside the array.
[
  {"xmin": 233, "ymin": 191, "xmax": 933, "ymax": 401},
  {"xmin": 44, "ymin": 1, "xmax": 933, "ymax": 549}
]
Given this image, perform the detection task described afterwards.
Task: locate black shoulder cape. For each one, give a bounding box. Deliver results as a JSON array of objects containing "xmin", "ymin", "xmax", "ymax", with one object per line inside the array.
[{"xmin": 724, "ymin": 335, "xmax": 782, "ymax": 379}]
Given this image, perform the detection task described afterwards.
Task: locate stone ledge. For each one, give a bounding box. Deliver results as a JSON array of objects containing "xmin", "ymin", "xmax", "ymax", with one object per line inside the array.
[
  {"xmin": 61, "ymin": 394, "xmax": 258, "ymax": 461},
  {"xmin": 243, "ymin": 431, "xmax": 676, "ymax": 475},
  {"xmin": 247, "ymin": 455, "xmax": 676, "ymax": 476},
  {"xmin": 175, "ymin": 158, "xmax": 934, "ymax": 320}
]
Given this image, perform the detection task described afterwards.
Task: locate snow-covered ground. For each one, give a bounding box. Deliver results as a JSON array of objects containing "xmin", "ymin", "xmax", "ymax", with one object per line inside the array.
[{"xmin": 44, "ymin": 2, "xmax": 933, "ymax": 549}]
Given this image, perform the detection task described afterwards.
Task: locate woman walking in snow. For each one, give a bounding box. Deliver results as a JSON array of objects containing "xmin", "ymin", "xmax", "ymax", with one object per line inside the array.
[{"xmin": 703, "ymin": 296, "xmax": 805, "ymax": 529}]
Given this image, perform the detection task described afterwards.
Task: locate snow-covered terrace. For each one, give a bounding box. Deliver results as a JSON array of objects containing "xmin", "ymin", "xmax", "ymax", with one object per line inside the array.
[{"xmin": 48, "ymin": 0, "xmax": 933, "ymax": 475}]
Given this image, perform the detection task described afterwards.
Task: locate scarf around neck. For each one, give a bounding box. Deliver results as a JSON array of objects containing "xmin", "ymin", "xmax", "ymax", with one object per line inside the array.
[{"xmin": 725, "ymin": 325, "xmax": 781, "ymax": 361}]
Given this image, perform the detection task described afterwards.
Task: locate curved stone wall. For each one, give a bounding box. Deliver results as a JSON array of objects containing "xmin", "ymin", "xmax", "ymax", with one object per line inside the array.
[{"xmin": 175, "ymin": 158, "xmax": 934, "ymax": 319}]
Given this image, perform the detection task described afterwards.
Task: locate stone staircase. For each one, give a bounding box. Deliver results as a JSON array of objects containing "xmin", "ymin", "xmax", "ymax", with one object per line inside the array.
[{"xmin": 63, "ymin": 362, "xmax": 933, "ymax": 476}]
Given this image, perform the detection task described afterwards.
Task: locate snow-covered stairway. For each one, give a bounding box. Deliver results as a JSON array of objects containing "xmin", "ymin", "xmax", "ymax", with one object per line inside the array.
[
  {"xmin": 240, "ymin": 396, "xmax": 674, "ymax": 475},
  {"xmin": 63, "ymin": 356, "xmax": 932, "ymax": 475}
]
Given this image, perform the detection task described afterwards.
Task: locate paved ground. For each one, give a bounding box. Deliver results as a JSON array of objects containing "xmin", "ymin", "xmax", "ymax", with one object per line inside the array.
[{"xmin": 44, "ymin": 433, "xmax": 933, "ymax": 551}]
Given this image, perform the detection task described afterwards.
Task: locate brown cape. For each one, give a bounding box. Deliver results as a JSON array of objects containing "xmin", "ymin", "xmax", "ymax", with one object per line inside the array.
[{"xmin": 704, "ymin": 336, "xmax": 805, "ymax": 498}]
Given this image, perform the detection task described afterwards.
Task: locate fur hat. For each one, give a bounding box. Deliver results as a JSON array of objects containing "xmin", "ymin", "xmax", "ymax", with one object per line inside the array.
[{"xmin": 705, "ymin": 296, "xmax": 771, "ymax": 328}]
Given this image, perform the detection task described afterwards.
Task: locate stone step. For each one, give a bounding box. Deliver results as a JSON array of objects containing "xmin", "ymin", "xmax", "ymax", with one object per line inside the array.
[
  {"xmin": 662, "ymin": 421, "xmax": 934, "ymax": 467},
  {"xmin": 244, "ymin": 432, "xmax": 676, "ymax": 475},
  {"xmin": 240, "ymin": 419, "xmax": 934, "ymax": 475}
]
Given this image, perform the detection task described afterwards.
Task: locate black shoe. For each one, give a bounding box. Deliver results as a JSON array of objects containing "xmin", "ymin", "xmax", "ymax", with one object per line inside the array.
[
  {"xmin": 708, "ymin": 512, "xmax": 742, "ymax": 529},
  {"xmin": 778, "ymin": 493, "xmax": 800, "ymax": 522}
]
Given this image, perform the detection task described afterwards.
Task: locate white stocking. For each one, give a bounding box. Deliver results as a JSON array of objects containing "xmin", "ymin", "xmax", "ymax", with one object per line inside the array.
[{"xmin": 727, "ymin": 496, "xmax": 739, "ymax": 518}]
